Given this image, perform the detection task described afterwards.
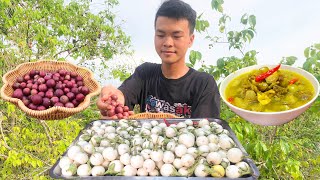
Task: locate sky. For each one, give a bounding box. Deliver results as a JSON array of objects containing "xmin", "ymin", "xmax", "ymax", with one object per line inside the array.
[{"xmin": 91, "ymin": 0, "xmax": 320, "ymax": 85}]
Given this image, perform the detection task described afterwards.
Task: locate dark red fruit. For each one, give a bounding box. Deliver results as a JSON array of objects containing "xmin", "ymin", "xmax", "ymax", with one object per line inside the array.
[
  {"xmin": 37, "ymin": 77, "xmax": 45, "ymax": 84},
  {"xmin": 24, "ymin": 74, "xmax": 31, "ymax": 81},
  {"xmin": 12, "ymin": 82, "xmax": 20, "ymax": 89},
  {"xmin": 58, "ymin": 69, "xmax": 67, "ymax": 77},
  {"xmin": 38, "ymin": 84, "xmax": 47, "ymax": 92},
  {"xmin": 77, "ymin": 81, "xmax": 84, "ymax": 87},
  {"xmin": 80, "ymin": 86, "xmax": 90, "ymax": 95},
  {"xmin": 22, "ymin": 98, "xmax": 30, "ymax": 106},
  {"xmin": 29, "ymin": 70, "xmax": 37, "ymax": 77},
  {"xmin": 54, "ymin": 102, "xmax": 64, "ymax": 107},
  {"xmin": 66, "ymin": 81, "xmax": 73, "ymax": 88},
  {"xmin": 111, "ymin": 95, "xmax": 118, "ymax": 101},
  {"xmin": 72, "ymin": 99, "xmax": 79, "ymax": 107},
  {"xmin": 44, "ymin": 73, "xmax": 52, "ymax": 81},
  {"xmin": 33, "ymin": 74, "xmax": 40, "ymax": 80},
  {"xmin": 31, "ymin": 84, "xmax": 38, "ymax": 90},
  {"xmin": 46, "ymin": 79, "xmax": 56, "ymax": 88},
  {"xmin": 65, "ymin": 102, "xmax": 75, "ymax": 108},
  {"xmin": 123, "ymin": 106, "xmax": 129, "ymax": 112},
  {"xmin": 55, "ymin": 83, "xmax": 63, "ymax": 89},
  {"xmin": 20, "ymin": 82, "xmax": 27, "ymax": 89},
  {"xmin": 28, "ymin": 103, "xmax": 38, "ymax": 110},
  {"xmin": 23, "ymin": 88, "xmax": 31, "ymax": 96},
  {"xmin": 115, "ymin": 106, "xmax": 124, "ymax": 114},
  {"xmin": 52, "ymin": 75, "xmax": 60, "ymax": 81},
  {"xmin": 45, "ymin": 91, "xmax": 54, "ymax": 98},
  {"xmin": 70, "ymin": 72, "xmax": 77, "ymax": 78},
  {"xmin": 71, "ymin": 87, "xmax": 79, "ymax": 94},
  {"xmin": 59, "ymin": 95, "xmax": 69, "ymax": 104},
  {"xmin": 42, "ymin": 97, "xmax": 51, "ymax": 108},
  {"xmin": 37, "ymin": 106, "xmax": 46, "ymax": 111},
  {"xmin": 38, "ymin": 91, "xmax": 45, "ymax": 97},
  {"xmin": 117, "ymin": 113, "xmax": 124, "ymax": 119},
  {"xmin": 76, "ymin": 93, "xmax": 85, "ymax": 102},
  {"xmin": 39, "ymin": 71, "xmax": 46, "ymax": 77},
  {"xmin": 26, "ymin": 83, "xmax": 33, "ymax": 89},
  {"xmin": 107, "ymin": 109, "xmax": 115, "ymax": 117},
  {"xmin": 54, "ymin": 89, "xmax": 64, "ymax": 97},
  {"xmin": 123, "ymin": 112, "xmax": 129, "ymax": 117},
  {"xmin": 63, "ymin": 88, "xmax": 70, "ymax": 94},
  {"xmin": 30, "ymin": 94, "xmax": 43, "ymax": 105},
  {"xmin": 66, "ymin": 92, "xmax": 75, "ymax": 100},
  {"xmin": 64, "ymin": 74, "xmax": 71, "ymax": 80},
  {"xmin": 12, "ymin": 89, "xmax": 23, "ymax": 99},
  {"xmin": 76, "ymin": 76, "xmax": 83, "ymax": 82},
  {"xmin": 17, "ymin": 77, "xmax": 24, "ymax": 83},
  {"xmin": 51, "ymin": 97, "xmax": 59, "ymax": 105},
  {"xmin": 30, "ymin": 89, "xmax": 38, "ymax": 95}
]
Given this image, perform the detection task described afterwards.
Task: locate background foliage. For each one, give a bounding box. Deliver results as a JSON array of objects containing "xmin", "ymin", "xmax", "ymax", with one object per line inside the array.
[{"xmin": 0, "ymin": 0, "xmax": 319, "ymax": 179}]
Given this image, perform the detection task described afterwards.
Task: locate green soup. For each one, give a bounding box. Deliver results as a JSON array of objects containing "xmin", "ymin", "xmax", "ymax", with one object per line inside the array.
[{"xmin": 225, "ymin": 68, "xmax": 315, "ymax": 112}]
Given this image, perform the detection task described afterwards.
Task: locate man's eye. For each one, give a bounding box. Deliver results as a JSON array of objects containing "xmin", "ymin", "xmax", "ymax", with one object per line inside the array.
[
  {"xmin": 157, "ymin": 35, "xmax": 164, "ymax": 38},
  {"xmin": 174, "ymin": 36, "xmax": 182, "ymax": 39}
]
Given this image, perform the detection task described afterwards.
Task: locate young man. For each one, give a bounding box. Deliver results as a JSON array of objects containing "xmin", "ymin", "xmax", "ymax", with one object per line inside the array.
[{"xmin": 97, "ymin": 0, "xmax": 220, "ymax": 118}]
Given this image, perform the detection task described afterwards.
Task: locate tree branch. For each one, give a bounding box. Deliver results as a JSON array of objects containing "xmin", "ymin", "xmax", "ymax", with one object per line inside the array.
[
  {"xmin": 39, "ymin": 120, "xmax": 53, "ymax": 146},
  {"xmin": 53, "ymin": 42, "xmax": 87, "ymax": 58}
]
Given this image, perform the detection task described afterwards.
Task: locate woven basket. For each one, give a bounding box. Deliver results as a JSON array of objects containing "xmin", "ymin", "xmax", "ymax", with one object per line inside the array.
[
  {"xmin": 0, "ymin": 60, "xmax": 101, "ymax": 120},
  {"xmin": 128, "ymin": 112, "xmax": 181, "ymax": 119}
]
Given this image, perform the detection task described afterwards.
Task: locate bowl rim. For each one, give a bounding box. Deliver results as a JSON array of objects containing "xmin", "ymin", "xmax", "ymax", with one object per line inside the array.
[{"xmin": 219, "ymin": 64, "xmax": 320, "ymax": 115}]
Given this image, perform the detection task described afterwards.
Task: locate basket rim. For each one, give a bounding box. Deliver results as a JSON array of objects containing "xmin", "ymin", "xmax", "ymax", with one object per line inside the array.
[
  {"xmin": 0, "ymin": 60, "xmax": 101, "ymax": 118},
  {"xmin": 128, "ymin": 112, "xmax": 181, "ymax": 119}
]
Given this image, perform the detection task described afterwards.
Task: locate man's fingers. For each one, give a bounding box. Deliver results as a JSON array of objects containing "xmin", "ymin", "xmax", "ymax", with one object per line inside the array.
[{"xmin": 96, "ymin": 97, "xmax": 109, "ymax": 110}]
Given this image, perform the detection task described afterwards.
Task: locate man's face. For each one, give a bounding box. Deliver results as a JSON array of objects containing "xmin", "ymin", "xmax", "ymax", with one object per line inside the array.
[{"xmin": 154, "ymin": 16, "xmax": 194, "ymax": 65}]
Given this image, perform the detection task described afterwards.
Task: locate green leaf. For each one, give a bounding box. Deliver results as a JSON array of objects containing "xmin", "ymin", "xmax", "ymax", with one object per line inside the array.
[
  {"xmin": 303, "ymin": 60, "xmax": 312, "ymax": 71},
  {"xmin": 211, "ymin": 0, "xmax": 224, "ymax": 13},
  {"xmin": 260, "ymin": 141, "xmax": 268, "ymax": 151},
  {"xmin": 310, "ymin": 49, "xmax": 316, "ymax": 57},
  {"xmin": 248, "ymin": 15, "xmax": 256, "ymax": 28},
  {"xmin": 189, "ymin": 50, "xmax": 202, "ymax": 66},
  {"xmin": 219, "ymin": 25, "xmax": 225, "ymax": 33},
  {"xmin": 314, "ymin": 43, "xmax": 320, "ymax": 50},
  {"xmin": 280, "ymin": 140, "xmax": 290, "ymax": 155},
  {"xmin": 217, "ymin": 59, "xmax": 225, "ymax": 68},
  {"xmin": 240, "ymin": 14, "xmax": 248, "ymax": 25},
  {"xmin": 304, "ymin": 47, "xmax": 310, "ymax": 58},
  {"xmin": 195, "ymin": 19, "xmax": 210, "ymax": 32}
]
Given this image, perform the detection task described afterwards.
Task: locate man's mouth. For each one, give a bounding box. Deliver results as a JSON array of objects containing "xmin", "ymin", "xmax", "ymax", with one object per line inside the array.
[{"xmin": 162, "ymin": 50, "xmax": 176, "ymax": 54}]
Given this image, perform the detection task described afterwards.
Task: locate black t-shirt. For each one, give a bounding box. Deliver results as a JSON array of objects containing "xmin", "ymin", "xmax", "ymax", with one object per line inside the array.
[{"xmin": 118, "ymin": 62, "xmax": 220, "ymax": 118}]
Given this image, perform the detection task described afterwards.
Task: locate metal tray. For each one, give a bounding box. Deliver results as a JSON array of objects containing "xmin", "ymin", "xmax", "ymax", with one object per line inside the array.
[{"xmin": 49, "ymin": 118, "xmax": 260, "ymax": 179}]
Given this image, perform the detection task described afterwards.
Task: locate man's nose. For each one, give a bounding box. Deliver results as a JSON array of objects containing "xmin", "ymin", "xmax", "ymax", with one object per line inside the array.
[{"xmin": 163, "ymin": 37, "xmax": 173, "ymax": 47}]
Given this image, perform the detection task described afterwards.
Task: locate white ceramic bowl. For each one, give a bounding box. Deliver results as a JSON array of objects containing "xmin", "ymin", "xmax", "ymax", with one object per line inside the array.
[{"xmin": 219, "ymin": 65, "xmax": 320, "ymax": 126}]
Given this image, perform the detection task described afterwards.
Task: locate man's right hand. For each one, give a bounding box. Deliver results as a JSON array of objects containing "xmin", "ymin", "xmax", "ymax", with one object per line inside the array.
[{"xmin": 96, "ymin": 85, "xmax": 125, "ymax": 119}]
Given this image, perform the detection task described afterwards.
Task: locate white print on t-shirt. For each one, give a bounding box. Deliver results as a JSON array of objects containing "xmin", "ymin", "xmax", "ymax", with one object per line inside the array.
[{"xmin": 145, "ymin": 95, "xmax": 191, "ymax": 118}]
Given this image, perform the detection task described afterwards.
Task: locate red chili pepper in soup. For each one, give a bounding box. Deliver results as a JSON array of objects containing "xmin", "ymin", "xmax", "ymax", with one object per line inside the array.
[
  {"xmin": 255, "ymin": 64, "xmax": 281, "ymax": 82},
  {"xmin": 227, "ymin": 97, "xmax": 234, "ymax": 103},
  {"xmin": 289, "ymin": 78, "xmax": 298, "ymax": 85}
]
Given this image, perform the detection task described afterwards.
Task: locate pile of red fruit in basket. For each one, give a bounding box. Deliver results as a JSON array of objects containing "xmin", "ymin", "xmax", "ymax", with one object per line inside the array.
[{"xmin": 11, "ymin": 69, "xmax": 90, "ymax": 110}]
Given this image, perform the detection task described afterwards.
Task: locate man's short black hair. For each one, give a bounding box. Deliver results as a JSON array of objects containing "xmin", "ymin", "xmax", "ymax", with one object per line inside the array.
[{"xmin": 155, "ymin": 0, "xmax": 197, "ymax": 34}]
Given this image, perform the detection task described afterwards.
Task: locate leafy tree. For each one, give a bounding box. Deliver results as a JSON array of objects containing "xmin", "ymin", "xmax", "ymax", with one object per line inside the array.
[
  {"xmin": 0, "ymin": 0, "xmax": 131, "ymax": 81},
  {"xmin": 189, "ymin": 0, "xmax": 257, "ymax": 81}
]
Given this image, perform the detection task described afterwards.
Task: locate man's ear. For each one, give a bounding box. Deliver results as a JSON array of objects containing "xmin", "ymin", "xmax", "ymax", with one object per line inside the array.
[{"xmin": 189, "ymin": 34, "xmax": 195, "ymax": 47}]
